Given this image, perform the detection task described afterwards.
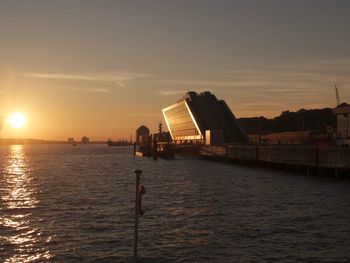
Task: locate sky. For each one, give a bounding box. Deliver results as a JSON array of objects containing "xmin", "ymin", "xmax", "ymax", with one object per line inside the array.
[{"xmin": 1, "ymin": 0, "xmax": 350, "ymax": 140}]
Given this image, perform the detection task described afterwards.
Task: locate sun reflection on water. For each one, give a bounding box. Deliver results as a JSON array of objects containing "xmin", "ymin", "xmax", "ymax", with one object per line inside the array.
[{"xmin": 0, "ymin": 145, "xmax": 51, "ymax": 262}]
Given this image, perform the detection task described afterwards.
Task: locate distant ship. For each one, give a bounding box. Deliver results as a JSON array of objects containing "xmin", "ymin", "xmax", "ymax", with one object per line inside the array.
[{"xmin": 107, "ymin": 139, "xmax": 132, "ymax": 146}]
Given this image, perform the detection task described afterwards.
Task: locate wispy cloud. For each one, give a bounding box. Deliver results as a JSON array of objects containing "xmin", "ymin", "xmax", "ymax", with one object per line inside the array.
[
  {"xmin": 152, "ymin": 57, "xmax": 350, "ymax": 116},
  {"xmin": 152, "ymin": 57, "xmax": 350, "ymax": 97},
  {"xmin": 24, "ymin": 71, "xmax": 149, "ymax": 87},
  {"xmin": 125, "ymin": 112, "xmax": 161, "ymax": 117},
  {"xmin": 55, "ymin": 86, "xmax": 110, "ymax": 93},
  {"xmin": 89, "ymin": 88, "xmax": 109, "ymax": 93},
  {"xmin": 157, "ymin": 90, "xmax": 190, "ymax": 96},
  {"xmin": 153, "ymin": 79, "xmax": 308, "ymax": 88},
  {"xmin": 198, "ymin": 57, "xmax": 350, "ymax": 73}
]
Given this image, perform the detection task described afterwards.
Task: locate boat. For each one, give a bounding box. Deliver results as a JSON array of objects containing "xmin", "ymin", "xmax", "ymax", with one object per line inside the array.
[
  {"xmin": 156, "ymin": 141, "xmax": 175, "ymax": 159},
  {"xmin": 107, "ymin": 139, "xmax": 132, "ymax": 146},
  {"xmin": 134, "ymin": 141, "xmax": 174, "ymax": 159}
]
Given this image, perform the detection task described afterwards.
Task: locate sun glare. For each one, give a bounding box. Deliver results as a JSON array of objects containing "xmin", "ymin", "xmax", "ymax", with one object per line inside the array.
[{"xmin": 8, "ymin": 112, "xmax": 26, "ymax": 129}]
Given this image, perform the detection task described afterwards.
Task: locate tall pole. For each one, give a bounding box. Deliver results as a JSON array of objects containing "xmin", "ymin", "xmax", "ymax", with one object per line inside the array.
[
  {"xmin": 134, "ymin": 169, "xmax": 142, "ymax": 262},
  {"xmin": 335, "ymin": 85, "xmax": 340, "ymax": 106}
]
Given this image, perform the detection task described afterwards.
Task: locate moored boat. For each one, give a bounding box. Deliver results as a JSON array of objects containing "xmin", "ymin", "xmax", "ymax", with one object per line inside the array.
[{"xmin": 107, "ymin": 139, "xmax": 132, "ymax": 146}]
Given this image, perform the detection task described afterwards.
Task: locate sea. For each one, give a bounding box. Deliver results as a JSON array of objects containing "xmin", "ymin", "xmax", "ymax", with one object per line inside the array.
[{"xmin": 0, "ymin": 144, "xmax": 349, "ymax": 262}]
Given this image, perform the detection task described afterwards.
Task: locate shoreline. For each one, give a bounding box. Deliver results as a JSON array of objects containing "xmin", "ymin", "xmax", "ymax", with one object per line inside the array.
[{"xmin": 0, "ymin": 139, "xmax": 107, "ymax": 145}]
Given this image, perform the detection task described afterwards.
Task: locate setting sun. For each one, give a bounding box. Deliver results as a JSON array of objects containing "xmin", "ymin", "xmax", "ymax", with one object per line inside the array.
[{"xmin": 8, "ymin": 112, "xmax": 26, "ymax": 129}]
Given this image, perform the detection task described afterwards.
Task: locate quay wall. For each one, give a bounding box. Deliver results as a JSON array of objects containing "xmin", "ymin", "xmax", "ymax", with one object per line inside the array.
[{"xmin": 200, "ymin": 145, "xmax": 350, "ymax": 170}]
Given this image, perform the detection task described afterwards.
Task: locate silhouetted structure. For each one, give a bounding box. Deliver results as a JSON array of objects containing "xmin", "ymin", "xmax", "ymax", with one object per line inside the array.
[
  {"xmin": 156, "ymin": 131, "xmax": 172, "ymax": 142},
  {"xmin": 81, "ymin": 136, "xmax": 89, "ymax": 144},
  {"xmin": 333, "ymin": 103, "xmax": 350, "ymax": 146},
  {"xmin": 107, "ymin": 139, "xmax": 132, "ymax": 146},
  {"xmin": 136, "ymin": 125, "xmax": 150, "ymax": 144},
  {"xmin": 239, "ymin": 108, "xmax": 336, "ymax": 146},
  {"xmin": 238, "ymin": 108, "xmax": 336, "ymax": 135},
  {"xmin": 162, "ymin": 91, "xmax": 249, "ymax": 144}
]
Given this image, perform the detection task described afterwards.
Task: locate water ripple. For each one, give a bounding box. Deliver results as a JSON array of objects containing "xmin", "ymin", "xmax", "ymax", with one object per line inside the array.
[{"xmin": 1, "ymin": 145, "xmax": 350, "ymax": 262}]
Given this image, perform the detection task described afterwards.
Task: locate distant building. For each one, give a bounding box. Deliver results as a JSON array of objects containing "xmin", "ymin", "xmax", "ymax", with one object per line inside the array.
[
  {"xmin": 136, "ymin": 125, "xmax": 150, "ymax": 144},
  {"xmin": 67, "ymin": 138, "xmax": 74, "ymax": 143},
  {"xmin": 162, "ymin": 91, "xmax": 249, "ymax": 144},
  {"xmin": 81, "ymin": 136, "xmax": 89, "ymax": 144},
  {"xmin": 333, "ymin": 103, "xmax": 350, "ymax": 146}
]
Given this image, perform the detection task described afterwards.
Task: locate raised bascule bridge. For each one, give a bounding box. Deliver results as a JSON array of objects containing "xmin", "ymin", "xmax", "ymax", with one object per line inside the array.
[
  {"xmin": 162, "ymin": 91, "xmax": 249, "ymax": 145},
  {"xmin": 161, "ymin": 91, "xmax": 249, "ymax": 156}
]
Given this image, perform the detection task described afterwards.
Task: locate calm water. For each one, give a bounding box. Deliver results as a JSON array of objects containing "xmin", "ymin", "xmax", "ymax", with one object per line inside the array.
[{"xmin": 0, "ymin": 145, "xmax": 350, "ymax": 262}]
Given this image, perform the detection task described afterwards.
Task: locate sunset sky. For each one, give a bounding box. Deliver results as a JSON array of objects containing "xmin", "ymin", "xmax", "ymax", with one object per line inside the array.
[{"xmin": 1, "ymin": 0, "xmax": 350, "ymax": 140}]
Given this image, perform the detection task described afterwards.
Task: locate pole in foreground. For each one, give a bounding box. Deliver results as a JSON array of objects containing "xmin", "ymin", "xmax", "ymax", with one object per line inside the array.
[{"xmin": 134, "ymin": 169, "xmax": 142, "ymax": 262}]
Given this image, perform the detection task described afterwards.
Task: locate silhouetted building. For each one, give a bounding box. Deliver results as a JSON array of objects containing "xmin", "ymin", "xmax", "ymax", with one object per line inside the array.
[
  {"xmin": 162, "ymin": 91, "xmax": 249, "ymax": 144},
  {"xmin": 67, "ymin": 138, "xmax": 74, "ymax": 143},
  {"xmin": 156, "ymin": 131, "xmax": 172, "ymax": 142},
  {"xmin": 136, "ymin": 125, "xmax": 150, "ymax": 144},
  {"xmin": 333, "ymin": 103, "xmax": 350, "ymax": 146}
]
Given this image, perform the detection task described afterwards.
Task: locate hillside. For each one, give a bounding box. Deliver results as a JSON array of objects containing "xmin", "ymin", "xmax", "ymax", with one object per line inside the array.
[{"xmin": 238, "ymin": 108, "xmax": 336, "ymax": 135}]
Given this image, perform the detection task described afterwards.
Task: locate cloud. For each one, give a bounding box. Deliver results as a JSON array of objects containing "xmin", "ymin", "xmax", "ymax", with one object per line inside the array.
[
  {"xmin": 55, "ymin": 86, "xmax": 110, "ymax": 93},
  {"xmin": 125, "ymin": 112, "xmax": 161, "ymax": 117},
  {"xmin": 194, "ymin": 57, "xmax": 350, "ymax": 81},
  {"xmin": 24, "ymin": 71, "xmax": 149, "ymax": 87},
  {"xmin": 157, "ymin": 90, "xmax": 190, "ymax": 96},
  {"xmin": 87, "ymin": 88, "xmax": 110, "ymax": 93},
  {"xmin": 152, "ymin": 57, "xmax": 350, "ymax": 116},
  {"xmin": 153, "ymin": 79, "xmax": 308, "ymax": 88},
  {"xmin": 151, "ymin": 57, "xmax": 350, "ymax": 95}
]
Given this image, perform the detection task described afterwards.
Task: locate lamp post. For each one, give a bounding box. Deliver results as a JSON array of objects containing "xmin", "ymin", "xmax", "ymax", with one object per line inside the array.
[{"xmin": 133, "ymin": 169, "xmax": 142, "ymax": 262}]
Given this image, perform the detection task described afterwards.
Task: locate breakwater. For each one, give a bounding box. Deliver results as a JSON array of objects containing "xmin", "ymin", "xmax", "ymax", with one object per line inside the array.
[{"xmin": 200, "ymin": 145, "xmax": 350, "ymax": 177}]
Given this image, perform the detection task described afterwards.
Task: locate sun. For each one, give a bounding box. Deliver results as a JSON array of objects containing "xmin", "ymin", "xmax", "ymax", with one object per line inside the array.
[{"xmin": 8, "ymin": 112, "xmax": 26, "ymax": 129}]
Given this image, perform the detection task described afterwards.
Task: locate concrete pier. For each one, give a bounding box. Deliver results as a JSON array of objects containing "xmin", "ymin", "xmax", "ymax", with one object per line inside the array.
[{"xmin": 200, "ymin": 145, "xmax": 350, "ymax": 177}]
